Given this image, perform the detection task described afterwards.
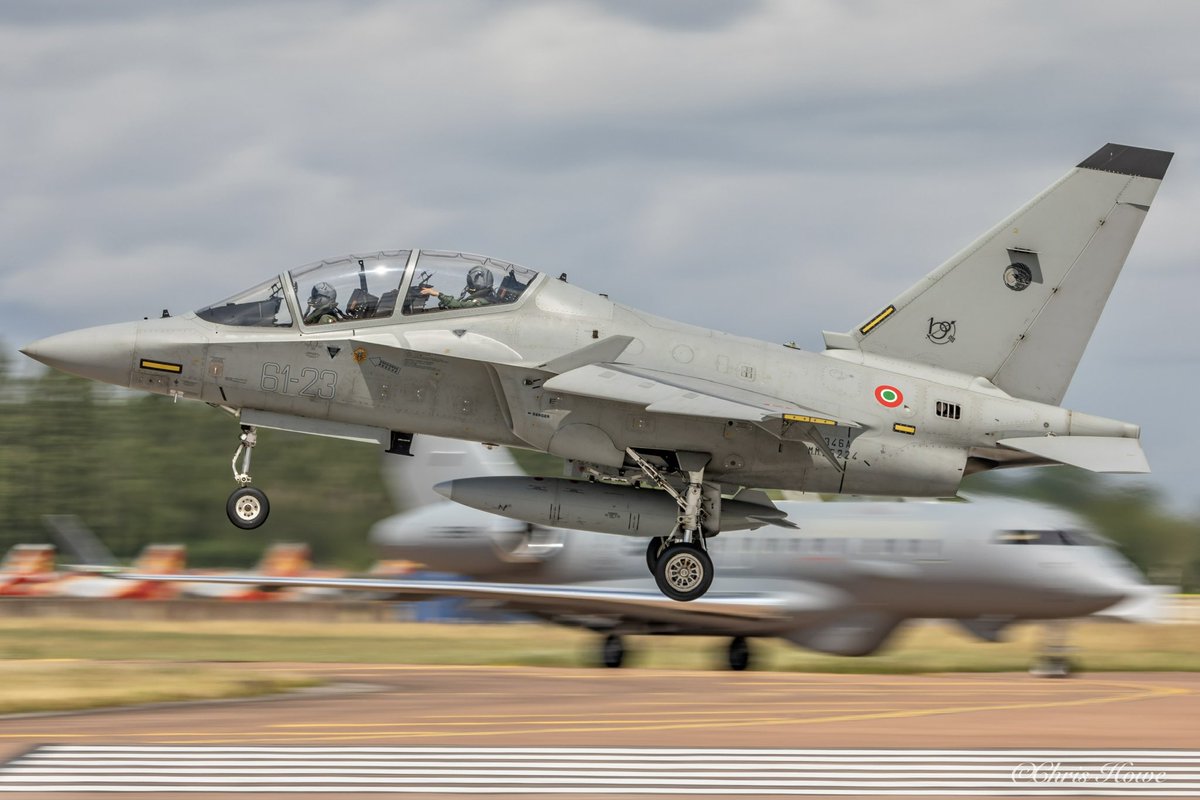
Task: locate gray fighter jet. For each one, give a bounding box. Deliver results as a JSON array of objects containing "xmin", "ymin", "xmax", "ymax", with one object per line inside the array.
[{"xmin": 21, "ymin": 144, "xmax": 1172, "ymax": 602}]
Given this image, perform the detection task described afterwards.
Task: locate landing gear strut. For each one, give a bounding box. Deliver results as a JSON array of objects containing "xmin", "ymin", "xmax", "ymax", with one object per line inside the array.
[
  {"xmin": 226, "ymin": 425, "xmax": 269, "ymax": 529},
  {"xmin": 1030, "ymin": 620, "xmax": 1074, "ymax": 678},
  {"xmin": 627, "ymin": 448, "xmax": 714, "ymax": 602}
]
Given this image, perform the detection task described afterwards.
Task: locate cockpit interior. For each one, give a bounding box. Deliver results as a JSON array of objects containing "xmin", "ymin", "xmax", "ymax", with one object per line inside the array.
[{"xmin": 196, "ymin": 250, "xmax": 541, "ymax": 329}]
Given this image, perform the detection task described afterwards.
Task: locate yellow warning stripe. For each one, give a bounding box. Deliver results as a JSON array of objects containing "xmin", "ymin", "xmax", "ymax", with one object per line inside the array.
[
  {"xmin": 893, "ymin": 423, "xmax": 916, "ymax": 435},
  {"xmin": 784, "ymin": 414, "xmax": 837, "ymax": 426},
  {"xmin": 139, "ymin": 359, "xmax": 182, "ymax": 374},
  {"xmin": 859, "ymin": 305, "xmax": 896, "ymax": 336}
]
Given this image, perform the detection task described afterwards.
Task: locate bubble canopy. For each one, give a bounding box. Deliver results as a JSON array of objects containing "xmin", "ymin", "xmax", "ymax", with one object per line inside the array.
[{"xmin": 195, "ymin": 250, "xmax": 541, "ymax": 328}]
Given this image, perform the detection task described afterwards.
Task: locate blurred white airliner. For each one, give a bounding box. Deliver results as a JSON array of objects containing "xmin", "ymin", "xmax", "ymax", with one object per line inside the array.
[
  {"xmin": 112, "ymin": 437, "xmax": 1165, "ymax": 673},
  {"xmin": 364, "ymin": 438, "xmax": 1164, "ymax": 673}
]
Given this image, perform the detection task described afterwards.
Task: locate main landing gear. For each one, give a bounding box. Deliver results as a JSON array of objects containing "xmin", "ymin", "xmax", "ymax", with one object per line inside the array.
[
  {"xmin": 601, "ymin": 633, "xmax": 626, "ymax": 668},
  {"xmin": 727, "ymin": 636, "xmax": 751, "ymax": 671},
  {"xmin": 226, "ymin": 425, "xmax": 270, "ymax": 529},
  {"xmin": 597, "ymin": 634, "xmax": 752, "ymax": 671},
  {"xmin": 627, "ymin": 448, "xmax": 715, "ymax": 602}
]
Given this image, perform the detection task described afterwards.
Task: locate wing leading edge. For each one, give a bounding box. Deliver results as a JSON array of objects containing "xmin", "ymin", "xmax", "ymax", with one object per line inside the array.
[
  {"xmin": 109, "ymin": 573, "xmax": 843, "ymax": 628},
  {"xmin": 543, "ymin": 363, "xmax": 856, "ymax": 427}
]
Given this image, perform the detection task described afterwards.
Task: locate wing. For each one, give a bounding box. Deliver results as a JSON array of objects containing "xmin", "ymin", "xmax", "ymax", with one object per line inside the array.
[
  {"xmin": 543, "ymin": 363, "xmax": 855, "ymax": 426},
  {"xmin": 541, "ymin": 363, "xmax": 856, "ymax": 470},
  {"xmin": 112, "ymin": 573, "xmax": 842, "ymax": 630}
]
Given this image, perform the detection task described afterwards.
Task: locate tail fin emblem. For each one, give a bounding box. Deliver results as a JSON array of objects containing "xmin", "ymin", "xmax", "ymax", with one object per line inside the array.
[{"xmin": 926, "ymin": 318, "xmax": 957, "ymax": 345}]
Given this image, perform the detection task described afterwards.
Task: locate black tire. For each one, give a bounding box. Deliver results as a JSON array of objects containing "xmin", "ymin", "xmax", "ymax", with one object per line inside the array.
[
  {"xmin": 601, "ymin": 633, "xmax": 625, "ymax": 668},
  {"xmin": 653, "ymin": 542, "xmax": 714, "ymax": 602},
  {"xmin": 727, "ymin": 636, "xmax": 750, "ymax": 671},
  {"xmin": 645, "ymin": 537, "xmax": 666, "ymax": 575},
  {"xmin": 227, "ymin": 486, "xmax": 270, "ymax": 529}
]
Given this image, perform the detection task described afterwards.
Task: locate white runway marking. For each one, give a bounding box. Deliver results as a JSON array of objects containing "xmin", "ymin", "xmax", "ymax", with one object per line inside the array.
[{"xmin": 2, "ymin": 746, "xmax": 1198, "ymax": 795}]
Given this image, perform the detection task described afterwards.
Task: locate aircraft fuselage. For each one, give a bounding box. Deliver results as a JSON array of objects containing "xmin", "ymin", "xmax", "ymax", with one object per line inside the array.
[{"xmin": 41, "ymin": 274, "xmax": 1134, "ymax": 499}]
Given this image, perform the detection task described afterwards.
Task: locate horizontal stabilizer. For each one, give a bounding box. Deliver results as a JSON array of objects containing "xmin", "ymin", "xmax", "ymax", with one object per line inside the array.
[{"xmin": 996, "ymin": 436, "xmax": 1149, "ymax": 473}]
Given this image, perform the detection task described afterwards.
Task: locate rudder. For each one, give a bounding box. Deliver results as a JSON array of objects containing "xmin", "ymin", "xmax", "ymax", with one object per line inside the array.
[{"xmin": 824, "ymin": 144, "xmax": 1172, "ymax": 405}]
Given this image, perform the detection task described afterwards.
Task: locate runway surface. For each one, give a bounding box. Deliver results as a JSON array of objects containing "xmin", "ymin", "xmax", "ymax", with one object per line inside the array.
[{"xmin": 0, "ymin": 664, "xmax": 1195, "ymax": 797}]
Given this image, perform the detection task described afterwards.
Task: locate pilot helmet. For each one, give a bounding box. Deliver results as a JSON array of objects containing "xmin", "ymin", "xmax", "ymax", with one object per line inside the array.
[
  {"xmin": 309, "ymin": 281, "xmax": 337, "ymax": 309},
  {"xmin": 466, "ymin": 266, "xmax": 494, "ymax": 293}
]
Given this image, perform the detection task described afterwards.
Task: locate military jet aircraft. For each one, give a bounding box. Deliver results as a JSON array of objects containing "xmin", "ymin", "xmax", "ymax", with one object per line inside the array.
[{"xmin": 21, "ymin": 144, "xmax": 1172, "ymax": 602}]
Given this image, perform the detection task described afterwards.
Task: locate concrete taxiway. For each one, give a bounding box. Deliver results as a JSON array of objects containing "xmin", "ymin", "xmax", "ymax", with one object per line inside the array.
[{"xmin": 0, "ymin": 664, "xmax": 1195, "ymax": 750}]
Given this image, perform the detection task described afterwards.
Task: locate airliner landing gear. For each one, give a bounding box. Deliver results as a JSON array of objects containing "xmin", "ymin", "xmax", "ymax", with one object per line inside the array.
[
  {"xmin": 626, "ymin": 449, "xmax": 715, "ymax": 602},
  {"xmin": 227, "ymin": 425, "xmax": 269, "ymax": 529},
  {"xmin": 601, "ymin": 633, "xmax": 626, "ymax": 668},
  {"xmin": 1030, "ymin": 621, "xmax": 1074, "ymax": 678},
  {"xmin": 727, "ymin": 636, "xmax": 751, "ymax": 671}
]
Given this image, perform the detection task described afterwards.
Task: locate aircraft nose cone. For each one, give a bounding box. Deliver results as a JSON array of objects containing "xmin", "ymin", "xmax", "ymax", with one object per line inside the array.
[
  {"xmin": 20, "ymin": 322, "xmax": 138, "ymax": 387},
  {"xmin": 432, "ymin": 481, "xmax": 454, "ymax": 501},
  {"xmin": 1062, "ymin": 576, "xmax": 1127, "ymax": 614}
]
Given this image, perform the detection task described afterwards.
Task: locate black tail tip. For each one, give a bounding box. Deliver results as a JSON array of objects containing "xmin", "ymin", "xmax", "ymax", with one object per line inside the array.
[{"xmin": 1078, "ymin": 143, "xmax": 1173, "ymax": 180}]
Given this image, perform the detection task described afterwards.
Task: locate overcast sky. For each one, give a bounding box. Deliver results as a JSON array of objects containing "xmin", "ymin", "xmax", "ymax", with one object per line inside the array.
[{"xmin": 2, "ymin": 0, "xmax": 1197, "ymax": 509}]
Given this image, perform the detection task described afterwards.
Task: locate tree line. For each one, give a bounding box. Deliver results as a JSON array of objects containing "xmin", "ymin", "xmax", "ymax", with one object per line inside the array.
[{"xmin": 1, "ymin": 356, "xmax": 1197, "ymax": 587}]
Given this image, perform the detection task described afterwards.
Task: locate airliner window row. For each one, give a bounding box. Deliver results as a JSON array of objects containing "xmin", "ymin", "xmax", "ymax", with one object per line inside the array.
[{"xmin": 703, "ymin": 537, "xmax": 944, "ymax": 558}]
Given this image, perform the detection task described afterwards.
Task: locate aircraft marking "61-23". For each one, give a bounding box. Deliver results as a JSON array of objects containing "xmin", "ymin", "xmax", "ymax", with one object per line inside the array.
[{"xmin": 260, "ymin": 362, "xmax": 337, "ymax": 399}]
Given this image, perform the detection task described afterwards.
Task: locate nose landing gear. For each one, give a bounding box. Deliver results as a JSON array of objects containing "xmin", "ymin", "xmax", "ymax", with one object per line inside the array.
[
  {"xmin": 227, "ymin": 425, "xmax": 270, "ymax": 529},
  {"xmin": 1029, "ymin": 620, "xmax": 1075, "ymax": 678}
]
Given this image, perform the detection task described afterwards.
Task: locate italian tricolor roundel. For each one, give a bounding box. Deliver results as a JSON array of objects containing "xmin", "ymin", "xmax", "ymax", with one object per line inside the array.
[{"xmin": 874, "ymin": 385, "xmax": 904, "ymax": 408}]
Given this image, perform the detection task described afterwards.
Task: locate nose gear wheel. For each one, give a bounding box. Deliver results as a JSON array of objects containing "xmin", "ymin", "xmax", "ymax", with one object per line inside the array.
[{"xmin": 227, "ymin": 486, "xmax": 269, "ymax": 529}]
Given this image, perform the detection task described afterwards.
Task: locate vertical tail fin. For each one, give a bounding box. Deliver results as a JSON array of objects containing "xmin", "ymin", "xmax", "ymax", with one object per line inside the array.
[{"xmin": 825, "ymin": 144, "xmax": 1172, "ymax": 405}]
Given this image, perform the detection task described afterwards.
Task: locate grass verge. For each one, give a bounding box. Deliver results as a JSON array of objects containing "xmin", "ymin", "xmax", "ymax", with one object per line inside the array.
[
  {"xmin": 0, "ymin": 661, "xmax": 317, "ymax": 715},
  {"xmin": 0, "ymin": 617, "xmax": 1197, "ymax": 673}
]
